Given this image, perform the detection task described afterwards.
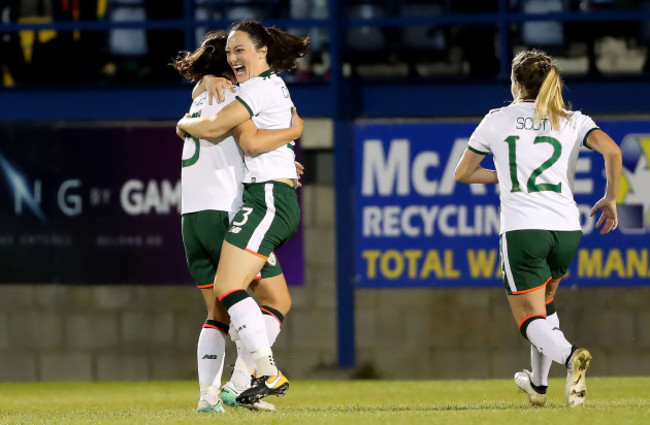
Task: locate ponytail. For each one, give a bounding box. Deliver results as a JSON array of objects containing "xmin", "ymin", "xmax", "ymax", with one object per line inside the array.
[
  {"xmin": 265, "ymin": 27, "xmax": 310, "ymax": 73},
  {"xmin": 534, "ymin": 65, "xmax": 569, "ymax": 130}
]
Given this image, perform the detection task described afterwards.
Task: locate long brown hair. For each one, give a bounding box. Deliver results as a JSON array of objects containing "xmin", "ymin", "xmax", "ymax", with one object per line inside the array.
[
  {"xmin": 229, "ymin": 20, "xmax": 310, "ymax": 73},
  {"xmin": 511, "ymin": 49, "xmax": 570, "ymax": 130},
  {"xmin": 171, "ymin": 30, "xmax": 232, "ymax": 82}
]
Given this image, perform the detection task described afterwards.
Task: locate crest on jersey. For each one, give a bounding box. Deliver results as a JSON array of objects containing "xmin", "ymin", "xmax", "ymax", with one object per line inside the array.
[{"xmin": 617, "ymin": 134, "xmax": 650, "ymax": 234}]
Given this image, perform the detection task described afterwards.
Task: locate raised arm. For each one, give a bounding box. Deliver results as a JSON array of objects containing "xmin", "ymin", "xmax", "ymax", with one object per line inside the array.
[
  {"xmin": 454, "ymin": 148, "xmax": 498, "ymax": 184},
  {"xmin": 177, "ymin": 100, "xmax": 250, "ymax": 140},
  {"xmin": 232, "ymin": 108, "xmax": 304, "ymax": 154},
  {"xmin": 586, "ymin": 129, "xmax": 622, "ymax": 234}
]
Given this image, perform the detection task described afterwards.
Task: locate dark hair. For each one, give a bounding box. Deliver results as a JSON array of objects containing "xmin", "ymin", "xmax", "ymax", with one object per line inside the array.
[
  {"xmin": 171, "ymin": 30, "xmax": 233, "ymax": 82},
  {"xmin": 512, "ymin": 49, "xmax": 569, "ymax": 129},
  {"xmin": 229, "ymin": 20, "xmax": 310, "ymax": 73}
]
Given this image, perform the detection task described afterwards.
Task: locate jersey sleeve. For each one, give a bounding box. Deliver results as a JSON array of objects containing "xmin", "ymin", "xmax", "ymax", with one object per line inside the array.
[
  {"xmin": 235, "ymin": 79, "xmax": 269, "ymax": 117},
  {"xmin": 467, "ymin": 114, "xmax": 493, "ymax": 155},
  {"xmin": 574, "ymin": 111, "xmax": 599, "ymax": 150}
]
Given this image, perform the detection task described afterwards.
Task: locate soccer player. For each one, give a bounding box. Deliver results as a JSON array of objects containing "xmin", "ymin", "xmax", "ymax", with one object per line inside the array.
[
  {"xmin": 177, "ymin": 20, "xmax": 309, "ymax": 404},
  {"xmin": 454, "ymin": 49, "xmax": 622, "ymax": 407},
  {"xmin": 172, "ymin": 30, "xmax": 302, "ymax": 413}
]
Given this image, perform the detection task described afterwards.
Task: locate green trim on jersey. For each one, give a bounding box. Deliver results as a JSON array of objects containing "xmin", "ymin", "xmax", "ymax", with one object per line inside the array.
[
  {"xmin": 583, "ymin": 127, "xmax": 599, "ymax": 149},
  {"xmin": 236, "ymin": 96, "xmax": 254, "ymax": 117},
  {"xmin": 468, "ymin": 145, "xmax": 489, "ymax": 155},
  {"xmin": 259, "ymin": 68, "xmax": 276, "ymax": 78}
]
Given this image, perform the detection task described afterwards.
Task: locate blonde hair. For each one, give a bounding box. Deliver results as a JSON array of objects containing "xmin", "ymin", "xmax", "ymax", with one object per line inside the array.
[{"xmin": 512, "ymin": 49, "xmax": 570, "ymax": 130}]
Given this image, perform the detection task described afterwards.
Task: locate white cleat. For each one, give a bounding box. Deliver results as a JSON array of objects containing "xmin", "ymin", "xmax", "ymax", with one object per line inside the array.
[
  {"xmin": 196, "ymin": 398, "xmax": 225, "ymax": 413},
  {"xmin": 514, "ymin": 369, "xmax": 547, "ymax": 407},
  {"xmin": 566, "ymin": 348, "xmax": 592, "ymax": 408}
]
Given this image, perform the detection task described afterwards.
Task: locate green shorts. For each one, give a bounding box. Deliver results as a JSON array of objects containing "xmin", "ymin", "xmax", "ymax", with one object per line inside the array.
[
  {"xmin": 500, "ymin": 229, "xmax": 582, "ymax": 295},
  {"xmin": 225, "ymin": 181, "xmax": 300, "ymax": 259},
  {"xmin": 182, "ymin": 210, "xmax": 283, "ymax": 288}
]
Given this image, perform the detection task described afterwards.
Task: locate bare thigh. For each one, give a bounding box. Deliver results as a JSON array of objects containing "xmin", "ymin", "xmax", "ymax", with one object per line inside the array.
[
  {"xmin": 250, "ymin": 274, "xmax": 292, "ymax": 316},
  {"xmin": 214, "ymin": 241, "xmax": 267, "ymax": 298},
  {"xmin": 507, "ymin": 286, "xmax": 547, "ymax": 325},
  {"xmin": 200, "ymin": 287, "xmax": 229, "ymax": 322}
]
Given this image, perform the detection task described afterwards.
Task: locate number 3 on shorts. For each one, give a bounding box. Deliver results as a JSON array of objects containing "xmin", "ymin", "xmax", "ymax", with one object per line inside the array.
[{"xmin": 232, "ymin": 207, "xmax": 254, "ymax": 226}]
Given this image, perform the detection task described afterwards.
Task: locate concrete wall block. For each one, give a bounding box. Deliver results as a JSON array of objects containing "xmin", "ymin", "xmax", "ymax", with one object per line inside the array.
[
  {"xmin": 637, "ymin": 311, "xmax": 650, "ymax": 347},
  {"xmin": 289, "ymin": 308, "xmax": 336, "ymax": 350},
  {"xmin": 377, "ymin": 289, "xmax": 436, "ymax": 310},
  {"xmin": 65, "ymin": 313, "xmax": 119, "ymax": 349},
  {"xmin": 308, "ymin": 269, "xmax": 337, "ymax": 309},
  {"xmin": 301, "ymin": 119, "xmax": 333, "ymax": 149},
  {"xmin": 286, "ymin": 285, "xmax": 308, "ymax": 309},
  {"xmin": 0, "ymin": 313, "xmax": 8, "ymax": 350},
  {"xmin": 150, "ymin": 313, "xmax": 175, "ymax": 346},
  {"xmin": 312, "ymin": 185, "xmax": 335, "ymax": 227},
  {"xmin": 68, "ymin": 286, "xmax": 94, "ymax": 307},
  {"xmin": 93, "ymin": 286, "xmax": 135, "ymax": 310},
  {"xmin": 580, "ymin": 310, "xmax": 636, "ymax": 349},
  {"xmin": 40, "ymin": 352, "xmax": 93, "ymax": 381},
  {"xmin": 0, "ymin": 353, "xmax": 37, "ymax": 382},
  {"xmin": 374, "ymin": 348, "xmax": 432, "ymax": 379},
  {"xmin": 355, "ymin": 309, "xmax": 378, "ymax": 349},
  {"xmin": 601, "ymin": 349, "xmax": 650, "ymax": 376},
  {"xmin": 9, "ymin": 309, "xmax": 63, "ymax": 349},
  {"xmin": 120, "ymin": 311, "xmax": 175, "ymax": 346},
  {"xmin": 96, "ymin": 354, "xmax": 150, "ymax": 381},
  {"xmin": 300, "ymin": 185, "xmax": 314, "ymax": 227},
  {"xmin": 174, "ymin": 312, "xmax": 206, "ymax": 349},
  {"xmin": 0, "ymin": 285, "xmax": 34, "ymax": 309},
  {"xmin": 303, "ymin": 227, "xmax": 335, "ymax": 268},
  {"xmin": 490, "ymin": 347, "xmax": 532, "ymax": 379},
  {"xmin": 35, "ymin": 284, "xmax": 69, "ymax": 308},
  {"xmin": 150, "ymin": 353, "xmax": 184, "ymax": 381},
  {"xmin": 429, "ymin": 348, "xmax": 491, "ymax": 379}
]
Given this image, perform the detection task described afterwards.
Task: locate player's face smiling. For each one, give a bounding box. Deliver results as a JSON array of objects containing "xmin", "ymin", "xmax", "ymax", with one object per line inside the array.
[{"xmin": 226, "ymin": 31, "xmax": 268, "ymax": 83}]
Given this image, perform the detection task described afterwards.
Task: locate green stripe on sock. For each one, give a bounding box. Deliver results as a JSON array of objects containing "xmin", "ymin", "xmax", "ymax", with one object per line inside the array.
[
  {"xmin": 204, "ymin": 320, "xmax": 229, "ymax": 334},
  {"xmin": 546, "ymin": 301, "xmax": 556, "ymax": 316},
  {"xmin": 260, "ymin": 305, "xmax": 285, "ymax": 323},
  {"xmin": 220, "ymin": 290, "xmax": 250, "ymax": 310},
  {"xmin": 519, "ymin": 315, "xmax": 545, "ymax": 339}
]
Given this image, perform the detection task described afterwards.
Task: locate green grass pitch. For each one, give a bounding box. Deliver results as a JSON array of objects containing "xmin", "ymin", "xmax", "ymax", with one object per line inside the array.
[{"xmin": 1, "ymin": 378, "xmax": 649, "ymax": 425}]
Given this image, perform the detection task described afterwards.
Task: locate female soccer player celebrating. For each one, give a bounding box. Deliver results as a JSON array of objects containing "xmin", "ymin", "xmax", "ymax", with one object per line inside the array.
[
  {"xmin": 455, "ymin": 49, "xmax": 621, "ymax": 408},
  {"xmin": 177, "ymin": 20, "xmax": 309, "ymax": 404}
]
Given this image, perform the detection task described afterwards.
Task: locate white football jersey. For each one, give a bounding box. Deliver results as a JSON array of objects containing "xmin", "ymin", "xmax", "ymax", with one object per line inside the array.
[
  {"xmin": 235, "ymin": 70, "xmax": 298, "ymax": 184},
  {"xmin": 468, "ymin": 101, "xmax": 598, "ymax": 233},
  {"xmin": 181, "ymin": 89, "xmax": 245, "ymax": 216}
]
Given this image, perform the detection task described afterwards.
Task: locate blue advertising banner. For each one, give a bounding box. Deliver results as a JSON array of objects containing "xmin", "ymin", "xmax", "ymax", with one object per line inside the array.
[
  {"xmin": 354, "ymin": 120, "xmax": 650, "ymax": 288},
  {"xmin": 0, "ymin": 124, "xmax": 304, "ymax": 285}
]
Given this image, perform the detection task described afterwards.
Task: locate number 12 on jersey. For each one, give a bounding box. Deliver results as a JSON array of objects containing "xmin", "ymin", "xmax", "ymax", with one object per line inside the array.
[{"xmin": 504, "ymin": 135, "xmax": 562, "ymax": 194}]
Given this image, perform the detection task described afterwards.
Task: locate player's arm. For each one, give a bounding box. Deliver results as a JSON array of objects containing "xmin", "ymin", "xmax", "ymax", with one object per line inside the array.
[
  {"xmin": 177, "ymin": 100, "xmax": 250, "ymax": 140},
  {"xmin": 232, "ymin": 108, "xmax": 304, "ymax": 154},
  {"xmin": 586, "ymin": 129, "xmax": 622, "ymax": 234},
  {"xmin": 454, "ymin": 148, "xmax": 498, "ymax": 184},
  {"xmin": 192, "ymin": 74, "xmax": 234, "ymax": 103}
]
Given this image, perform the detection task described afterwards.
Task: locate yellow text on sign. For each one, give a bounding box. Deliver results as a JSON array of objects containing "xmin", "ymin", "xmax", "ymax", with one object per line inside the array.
[
  {"xmin": 362, "ymin": 249, "xmax": 460, "ymax": 280},
  {"xmin": 578, "ymin": 248, "xmax": 650, "ymax": 278}
]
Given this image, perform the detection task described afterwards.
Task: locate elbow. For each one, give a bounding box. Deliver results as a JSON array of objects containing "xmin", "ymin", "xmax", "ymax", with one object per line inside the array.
[
  {"xmin": 454, "ymin": 168, "xmax": 470, "ymax": 183},
  {"xmin": 610, "ymin": 145, "xmax": 622, "ymax": 162},
  {"xmin": 238, "ymin": 137, "xmax": 260, "ymax": 154}
]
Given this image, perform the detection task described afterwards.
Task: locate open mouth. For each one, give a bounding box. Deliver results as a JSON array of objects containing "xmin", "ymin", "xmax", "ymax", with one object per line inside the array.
[{"xmin": 232, "ymin": 65, "xmax": 246, "ymax": 78}]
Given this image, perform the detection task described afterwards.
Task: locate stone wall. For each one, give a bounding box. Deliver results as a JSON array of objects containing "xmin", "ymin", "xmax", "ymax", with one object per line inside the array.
[{"xmin": 1, "ymin": 182, "xmax": 649, "ymax": 382}]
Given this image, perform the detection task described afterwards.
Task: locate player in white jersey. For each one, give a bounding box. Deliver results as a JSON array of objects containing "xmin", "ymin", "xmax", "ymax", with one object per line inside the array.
[
  {"xmin": 177, "ymin": 20, "xmax": 309, "ymax": 405},
  {"xmin": 172, "ymin": 30, "xmax": 303, "ymax": 413},
  {"xmin": 454, "ymin": 49, "xmax": 622, "ymax": 407}
]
